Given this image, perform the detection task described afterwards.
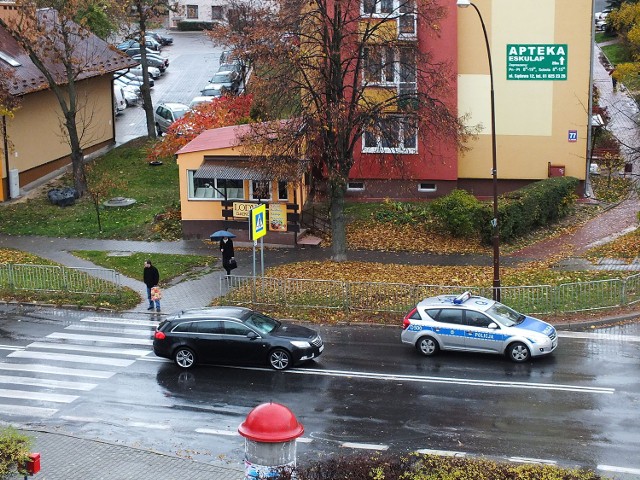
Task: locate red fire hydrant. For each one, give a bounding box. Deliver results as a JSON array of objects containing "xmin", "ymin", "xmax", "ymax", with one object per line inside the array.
[{"xmin": 238, "ymin": 402, "xmax": 304, "ymax": 479}]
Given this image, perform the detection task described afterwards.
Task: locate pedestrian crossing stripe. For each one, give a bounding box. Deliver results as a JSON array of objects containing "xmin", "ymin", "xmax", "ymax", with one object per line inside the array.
[
  {"xmin": 8, "ymin": 350, "xmax": 135, "ymax": 367},
  {"xmin": 0, "ymin": 388, "xmax": 78, "ymax": 403}
]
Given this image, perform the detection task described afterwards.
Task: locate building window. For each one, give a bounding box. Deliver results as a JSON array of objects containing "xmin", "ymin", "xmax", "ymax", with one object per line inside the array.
[
  {"xmin": 347, "ymin": 182, "xmax": 365, "ymax": 191},
  {"xmin": 398, "ymin": 0, "xmax": 416, "ymax": 36},
  {"xmin": 363, "ymin": 116, "xmax": 417, "ymax": 153},
  {"xmin": 186, "ymin": 4, "xmax": 198, "ymax": 19},
  {"xmin": 277, "ymin": 181, "xmax": 288, "ymax": 201},
  {"xmin": 362, "ymin": 0, "xmax": 394, "ymax": 15},
  {"xmin": 363, "ymin": 46, "xmax": 417, "ymax": 100},
  {"xmin": 418, "ymin": 183, "xmax": 436, "ymax": 192},
  {"xmin": 250, "ymin": 180, "xmax": 272, "ymax": 201},
  {"xmin": 187, "ymin": 171, "xmax": 244, "ymax": 199},
  {"xmin": 211, "ymin": 5, "xmax": 224, "ymax": 20}
]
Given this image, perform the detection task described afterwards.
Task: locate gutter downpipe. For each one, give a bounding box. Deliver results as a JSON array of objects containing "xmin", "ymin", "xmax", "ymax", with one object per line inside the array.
[
  {"xmin": 585, "ymin": 0, "xmax": 596, "ymax": 197},
  {"xmin": 2, "ymin": 115, "xmax": 9, "ymax": 200}
]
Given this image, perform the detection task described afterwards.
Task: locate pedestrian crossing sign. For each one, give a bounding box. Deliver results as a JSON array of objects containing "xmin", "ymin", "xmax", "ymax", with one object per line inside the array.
[{"xmin": 250, "ymin": 204, "xmax": 267, "ymax": 241}]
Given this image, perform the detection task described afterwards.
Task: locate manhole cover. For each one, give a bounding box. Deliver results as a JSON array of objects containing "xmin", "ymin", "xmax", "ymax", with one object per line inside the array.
[{"xmin": 103, "ymin": 197, "xmax": 136, "ymax": 207}]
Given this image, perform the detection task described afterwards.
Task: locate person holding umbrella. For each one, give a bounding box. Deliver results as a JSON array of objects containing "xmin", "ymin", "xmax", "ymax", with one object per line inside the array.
[{"xmin": 211, "ymin": 230, "xmax": 237, "ymax": 277}]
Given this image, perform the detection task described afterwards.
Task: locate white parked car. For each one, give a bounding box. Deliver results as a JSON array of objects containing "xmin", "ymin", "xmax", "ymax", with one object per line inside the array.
[
  {"xmin": 130, "ymin": 64, "xmax": 161, "ymax": 79},
  {"xmin": 113, "ymin": 85, "xmax": 126, "ymax": 114}
]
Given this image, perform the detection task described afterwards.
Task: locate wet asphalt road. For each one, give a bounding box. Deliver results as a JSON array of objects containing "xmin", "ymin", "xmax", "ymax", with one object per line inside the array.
[{"xmin": 0, "ymin": 306, "xmax": 639, "ymax": 477}]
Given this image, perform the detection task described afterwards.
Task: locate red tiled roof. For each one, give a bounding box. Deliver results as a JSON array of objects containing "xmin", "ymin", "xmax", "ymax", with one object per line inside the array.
[
  {"xmin": 176, "ymin": 124, "xmax": 254, "ymax": 155},
  {"xmin": 0, "ymin": 10, "xmax": 138, "ymax": 97}
]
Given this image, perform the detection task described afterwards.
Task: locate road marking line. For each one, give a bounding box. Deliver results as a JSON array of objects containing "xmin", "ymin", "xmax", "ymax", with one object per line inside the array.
[
  {"xmin": 598, "ymin": 465, "xmax": 640, "ymax": 475},
  {"xmin": 341, "ymin": 442, "xmax": 388, "ymax": 451},
  {"xmin": 508, "ymin": 456, "xmax": 557, "ymax": 465},
  {"xmin": 0, "ymin": 374, "xmax": 96, "ymax": 391},
  {"xmin": 0, "ymin": 404, "xmax": 57, "ymax": 417},
  {"xmin": 47, "ymin": 332, "xmax": 152, "ymax": 346},
  {"xmin": 8, "ymin": 351, "xmax": 134, "ymax": 367},
  {"xmin": 416, "ymin": 449, "xmax": 466, "ymax": 457},
  {"xmin": 0, "ymin": 345, "xmax": 24, "ymax": 352},
  {"xmin": 65, "ymin": 324, "xmax": 152, "ymax": 336},
  {"xmin": 282, "ymin": 368, "xmax": 615, "ymax": 395},
  {"xmin": 0, "ymin": 363, "xmax": 115, "ymax": 378},
  {"xmin": 196, "ymin": 428, "xmax": 239, "ymax": 436},
  {"xmin": 0, "ymin": 388, "xmax": 78, "ymax": 403},
  {"xmin": 127, "ymin": 421, "xmax": 170, "ymax": 430},
  {"xmin": 81, "ymin": 316, "xmax": 159, "ymax": 327},
  {"xmin": 558, "ymin": 331, "xmax": 640, "ymax": 342},
  {"xmin": 28, "ymin": 342, "xmax": 150, "ymax": 357}
]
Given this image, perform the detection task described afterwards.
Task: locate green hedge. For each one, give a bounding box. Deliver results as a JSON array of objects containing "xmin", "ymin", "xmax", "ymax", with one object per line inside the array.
[
  {"xmin": 176, "ymin": 21, "xmax": 214, "ymax": 31},
  {"xmin": 0, "ymin": 427, "xmax": 31, "ymax": 479},
  {"xmin": 478, "ymin": 176, "xmax": 579, "ymax": 245}
]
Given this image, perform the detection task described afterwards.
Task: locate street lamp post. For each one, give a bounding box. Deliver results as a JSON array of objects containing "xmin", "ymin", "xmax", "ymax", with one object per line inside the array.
[{"xmin": 457, "ymin": 0, "xmax": 501, "ymax": 301}]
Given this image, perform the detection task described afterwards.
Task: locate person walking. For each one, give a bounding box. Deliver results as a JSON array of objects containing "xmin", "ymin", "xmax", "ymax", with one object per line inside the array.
[
  {"xmin": 220, "ymin": 237, "xmax": 236, "ymax": 277},
  {"xmin": 609, "ymin": 67, "xmax": 617, "ymax": 91},
  {"xmin": 143, "ymin": 259, "xmax": 161, "ymax": 312}
]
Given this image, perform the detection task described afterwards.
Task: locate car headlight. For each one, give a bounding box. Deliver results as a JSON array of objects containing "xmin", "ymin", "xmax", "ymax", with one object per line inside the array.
[{"xmin": 291, "ymin": 341, "xmax": 311, "ymax": 348}]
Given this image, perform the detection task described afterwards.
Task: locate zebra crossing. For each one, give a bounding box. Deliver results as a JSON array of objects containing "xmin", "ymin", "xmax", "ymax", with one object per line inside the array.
[{"xmin": 0, "ymin": 315, "xmax": 158, "ymax": 420}]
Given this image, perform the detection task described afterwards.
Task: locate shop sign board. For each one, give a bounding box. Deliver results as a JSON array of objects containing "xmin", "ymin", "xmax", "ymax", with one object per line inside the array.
[
  {"xmin": 233, "ymin": 202, "xmax": 256, "ymax": 218},
  {"xmin": 269, "ymin": 204, "xmax": 288, "ymax": 232},
  {"xmin": 506, "ymin": 44, "xmax": 568, "ymax": 80}
]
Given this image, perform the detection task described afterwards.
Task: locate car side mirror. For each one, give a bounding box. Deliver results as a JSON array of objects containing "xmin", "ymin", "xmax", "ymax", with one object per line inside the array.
[
  {"xmin": 246, "ymin": 331, "xmax": 259, "ymax": 340},
  {"xmin": 488, "ymin": 322, "xmax": 498, "ymax": 330}
]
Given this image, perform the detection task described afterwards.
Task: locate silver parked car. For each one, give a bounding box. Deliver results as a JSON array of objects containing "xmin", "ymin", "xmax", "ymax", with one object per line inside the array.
[
  {"xmin": 401, "ymin": 292, "xmax": 558, "ymax": 363},
  {"xmin": 154, "ymin": 102, "xmax": 189, "ymax": 135}
]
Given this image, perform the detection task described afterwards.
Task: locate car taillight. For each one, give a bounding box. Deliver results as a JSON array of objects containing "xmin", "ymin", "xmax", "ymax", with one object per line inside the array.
[
  {"xmin": 154, "ymin": 331, "xmax": 166, "ymax": 340},
  {"xmin": 402, "ymin": 308, "xmax": 417, "ymax": 330}
]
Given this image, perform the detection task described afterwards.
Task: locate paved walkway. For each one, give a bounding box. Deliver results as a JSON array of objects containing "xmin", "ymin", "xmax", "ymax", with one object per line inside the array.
[{"xmin": 2, "ymin": 41, "xmax": 640, "ymax": 480}]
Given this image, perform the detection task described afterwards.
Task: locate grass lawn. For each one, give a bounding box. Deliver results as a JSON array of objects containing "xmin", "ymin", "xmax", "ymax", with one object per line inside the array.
[
  {"xmin": 0, "ymin": 138, "xmax": 182, "ymax": 240},
  {"xmin": 71, "ymin": 251, "xmax": 216, "ymax": 286}
]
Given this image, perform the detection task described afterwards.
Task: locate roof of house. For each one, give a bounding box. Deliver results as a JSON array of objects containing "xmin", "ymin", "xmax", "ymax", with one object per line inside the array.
[
  {"xmin": 0, "ymin": 9, "xmax": 138, "ymax": 97},
  {"xmin": 176, "ymin": 124, "xmax": 254, "ymax": 155}
]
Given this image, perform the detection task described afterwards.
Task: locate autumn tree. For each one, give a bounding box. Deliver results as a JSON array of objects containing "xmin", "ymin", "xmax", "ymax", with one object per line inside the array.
[
  {"xmin": 1, "ymin": 0, "xmax": 123, "ymax": 197},
  {"xmin": 209, "ymin": 0, "xmax": 468, "ymax": 261},
  {"xmin": 116, "ymin": 0, "xmax": 171, "ymax": 138},
  {"xmin": 147, "ymin": 94, "xmax": 254, "ymax": 162}
]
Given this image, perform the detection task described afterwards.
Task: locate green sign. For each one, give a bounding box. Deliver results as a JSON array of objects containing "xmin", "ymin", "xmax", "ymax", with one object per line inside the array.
[{"xmin": 506, "ymin": 44, "xmax": 567, "ymax": 81}]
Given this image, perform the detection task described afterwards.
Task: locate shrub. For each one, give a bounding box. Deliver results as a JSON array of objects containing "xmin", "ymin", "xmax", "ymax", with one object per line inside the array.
[
  {"xmin": 373, "ymin": 201, "xmax": 429, "ymax": 225},
  {"xmin": 176, "ymin": 21, "xmax": 214, "ymax": 31},
  {"xmin": 478, "ymin": 176, "xmax": 579, "ymax": 244},
  {"xmin": 0, "ymin": 427, "xmax": 31, "ymax": 479},
  {"xmin": 287, "ymin": 453, "xmax": 603, "ymax": 480},
  {"xmin": 429, "ymin": 189, "xmax": 482, "ymax": 237}
]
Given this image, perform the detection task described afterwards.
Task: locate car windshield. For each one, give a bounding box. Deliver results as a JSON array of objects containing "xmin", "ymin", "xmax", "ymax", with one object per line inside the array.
[
  {"xmin": 244, "ymin": 312, "xmax": 280, "ymax": 335},
  {"xmin": 486, "ymin": 302, "xmax": 526, "ymax": 327},
  {"xmin": 210, "ymin": 73, "xmax": 232, "ymax": 83},
  {"xmin": 201, "ymin": 89, "xmax": 221, "ymax": 97}
]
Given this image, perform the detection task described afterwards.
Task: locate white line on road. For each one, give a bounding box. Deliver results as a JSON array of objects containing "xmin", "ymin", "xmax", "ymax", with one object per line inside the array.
[
  {"xmin": 0, "ymin": 344, "xmax": 24, "ymax": 352},
  {"xmin": 126, "ymin": 421, "xmax": 171, "ymax": 430},
  {"xmin": 283, "ymin": 368, "xmax": 615, "ymax": 395},
  {"xmin": 81, "ymin": 316, "xmax": 159, "ymax": 327},
  {"xmin": 64, "ymin": 324, "xmax": 152, "ymax": 336},
  {"xmin": 341, "ymin": 442, "xmax": 388, "ymax": 451},
  {"xmin": 47, "ymin": 332, "xmax": 152, "ymax": 346},
  {"xmin": 196, "ymin": 428, "xmax": 239, "ymax": 436},
  {"xmin": 0, "ymin": 363, "xmax": 115, "ymax": 378},
  {"xmin": 598, "ymin": 464, "xmax": 640, "ymax": 475},
  {"xmin": 558, "ymin": 331, "xmax": 640, "ymax": 342},
  {"xmin": 8, "ymin": 350, "xmax": 134, "ymax": 367},
  {"xmin": 0, "ymin": 404, "xmax": 57, "ymax": 418},
  {"xmin": 508, "ymin": 456, "xmax": 557, "ymax": 465},
  {"xmin": 0, "ymin": 374, "xmax": 96, "ymax": 391},
  {"xmin": 0, "ymin": 388, "xmax": 78, "ymax": 403},
  {"xmin": 416, "ymin": 449, "xmax": 466, "ymax": 457},
  {"xmin": 28, "ymin": 342, "xmax": 151, "ymax": 357}
]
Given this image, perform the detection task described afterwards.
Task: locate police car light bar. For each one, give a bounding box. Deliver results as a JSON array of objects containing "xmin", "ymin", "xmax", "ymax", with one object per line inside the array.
[{"xmin": 453, "ymin": 291, "xmax": 472, "ymax": 304}]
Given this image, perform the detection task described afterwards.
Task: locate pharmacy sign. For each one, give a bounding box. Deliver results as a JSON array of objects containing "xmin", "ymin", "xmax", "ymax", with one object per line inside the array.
[{"xmin": 506, "ymin": 44, "xmax": 567, "ymax": 81}]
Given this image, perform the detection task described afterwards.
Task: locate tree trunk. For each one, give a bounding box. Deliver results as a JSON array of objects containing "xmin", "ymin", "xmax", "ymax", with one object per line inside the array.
[
  {"xmin": 66, "ymin": 115, "xmax": 87, "ymax": 197},
  {"xmin": 329, "ymin": 181, "xmax": 347, "ymax": 261}
]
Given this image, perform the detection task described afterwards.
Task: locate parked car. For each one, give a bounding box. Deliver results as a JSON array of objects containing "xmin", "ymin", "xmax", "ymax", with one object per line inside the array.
[
  {"xmin": 129, "ymin": 64, "xmax": 161, "ymax": 80},
  {"xmin": 113, "ymin": 78, "xmax": 140, "ymax": 106},
  {"xmin": 206, "ymin": 70, "xmax": 241, "ymax": 94},
  {"xmin": 113, "ymin": 85, "xmax": 126, "ymax": 114},
  {"xmin": 148, "ymin": 31, "xmax": 173, "ymax": 46},
  {"xmin": 154, "ymin": 102, "xmax": 189, "ymax": 135},
  {"xmin": 115, "ymin": 71, "xmax": 154, "ymax": 88},
  {"xmin": 199, "ymin": 86, "xmax": 225, "ymax": 98},
  {"xmin": 401, "ymin": 291, "xmax": 558, "ymax": 363},
  {"xmin": 153, "ymin": 306, "xmax": 324, "ymax": 370},
  {"xmin": 189, "ymin": 96, "xmax": 216, "ymax": 109},
  {"xmin": 132, "ymin": 54, "xmax": 168, "ymax": 72},
  {"xmin": 117, "ymin": 38, "xmax": 161, "ymax": 52}
]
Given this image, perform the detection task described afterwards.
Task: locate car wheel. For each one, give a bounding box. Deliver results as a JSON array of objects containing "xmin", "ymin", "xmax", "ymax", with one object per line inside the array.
[
  {"xmin": 507, "ymin": 342, "xmax": 530, "ymax": 363},
  {"xmin": 174, "ymin": 347, "xmax": 196, "ymax": 369},
  {"xmin": 416, "ymin": 336, "xmax": 439, "ymax": 357},
  {"xmin": 269, "ymin": 348, "xmax": 292, "ymax": 370},
  {"xmin": 155, "ymin": 123, "xmax": 163, "ymax": 136}
]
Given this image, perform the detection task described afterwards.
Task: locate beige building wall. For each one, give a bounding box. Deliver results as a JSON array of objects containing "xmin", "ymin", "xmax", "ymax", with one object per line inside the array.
[
  {"xmin": 457, "ymin": 0, "xmax": 591, "ymax": 182},
  {"xmin": 4, "ymin": 76, "xmax": 115, "ymax": 180}
]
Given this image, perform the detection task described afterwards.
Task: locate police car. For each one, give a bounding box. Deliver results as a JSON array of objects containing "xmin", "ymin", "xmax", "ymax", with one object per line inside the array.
[{"xmin": 401, "ymin": 292, "xmax": 558, "ymax": 363}]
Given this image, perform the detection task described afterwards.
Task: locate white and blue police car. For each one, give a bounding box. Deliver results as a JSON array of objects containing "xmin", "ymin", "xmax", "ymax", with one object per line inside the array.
[{"xmin": 401, "ymin": 291, "xmax": 558, "ymax": 363}]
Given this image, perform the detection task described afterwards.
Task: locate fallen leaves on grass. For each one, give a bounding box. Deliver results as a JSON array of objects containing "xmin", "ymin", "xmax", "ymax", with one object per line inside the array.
[
  {"xmin": 585, "ymin": 228, "xmax": 640, "ymax": 261},
  {"xmin": 0, "ymin": 249, "xmax": 51, "ymax": 265}
]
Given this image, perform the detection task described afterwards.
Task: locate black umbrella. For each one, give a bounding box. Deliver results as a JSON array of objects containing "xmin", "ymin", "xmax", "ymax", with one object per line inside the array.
[{"xmin": 210, "ymin": 230, "xmax": 236, "ymax": 241}]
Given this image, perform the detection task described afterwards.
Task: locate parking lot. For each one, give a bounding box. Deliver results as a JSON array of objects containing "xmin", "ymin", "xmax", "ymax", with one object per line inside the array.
[{"xmin": 115, "ymin": 30, "xmax": 225, "ymax": 145}]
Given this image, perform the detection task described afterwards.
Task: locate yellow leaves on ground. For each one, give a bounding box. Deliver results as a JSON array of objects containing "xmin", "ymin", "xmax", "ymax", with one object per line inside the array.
[
  {"xmin": 347, "ymin": 221, "xmax": 490, "ymax": 255},
  {"xmin": 586, "ymin": 229, "xmax": 640, "ymax": 261},
  {"xmin": 0, "ymin": 249, "xmax": 47, "ymax": 265}
]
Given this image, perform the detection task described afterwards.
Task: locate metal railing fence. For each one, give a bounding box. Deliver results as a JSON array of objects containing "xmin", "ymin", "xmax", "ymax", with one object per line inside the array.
[
  {"xmin": 0, "ymin": 264, "xmax": 121, "ymax": 295},
  {"xmin": 221, "ymin": 273, "xmax": 640, "ymax": 315}
]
